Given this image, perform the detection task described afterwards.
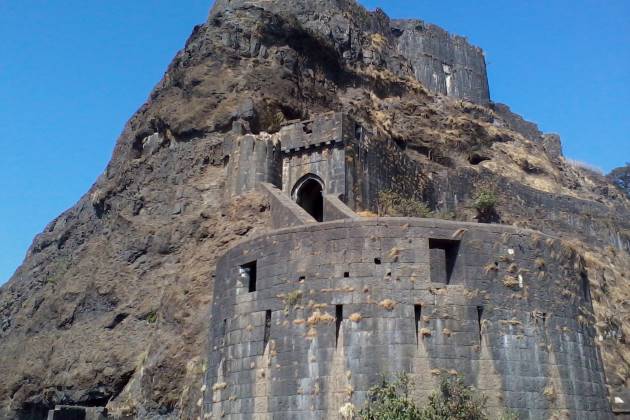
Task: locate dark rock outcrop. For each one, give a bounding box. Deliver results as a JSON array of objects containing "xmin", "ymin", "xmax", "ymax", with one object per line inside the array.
[
  {"xmin": 542, "ymin": 133, "xmax": 564, "ymax": 160},
  {"xmin": 609, "ymin": 164, "xmax": 630, "ymax": 197}
]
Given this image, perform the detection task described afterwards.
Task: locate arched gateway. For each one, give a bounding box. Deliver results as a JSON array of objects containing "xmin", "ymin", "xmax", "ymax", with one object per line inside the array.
[{"xmin": 292, "ymin": 174, "xmax": 324, "ymax": 222}]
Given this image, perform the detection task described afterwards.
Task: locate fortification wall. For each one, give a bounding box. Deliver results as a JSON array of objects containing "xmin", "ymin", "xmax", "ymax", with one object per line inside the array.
[
  {"xmin": 392, "ymin": 19, "xmax": 491, "ymax": 104},
  {"xmin": 431, "ymin": 168, "xmax": 630, "ymax": 253},
  {"xmin": 281, "ymin": 145, "xmax": 347, "ymax": 198},
  {"xmin": 204, "ymin": 218, "xmax": 611, "ymax": 419},
  {"xmin": 279, "ymin": 113, "xmax": 352, "ymax": 153},
  {"xmin": 224, "ymin": 134, "xmax": 282, "ymax": 196},
  {"xmin": 345, "ymin": 130, "xmax": 429, "ymax": 212}
]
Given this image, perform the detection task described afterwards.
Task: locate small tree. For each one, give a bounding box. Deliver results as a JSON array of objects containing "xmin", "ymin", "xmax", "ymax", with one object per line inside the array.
[
  {"xmin": 472, "ymin": 190, "xmax": 498, "ymax": 223},
  {"xmin": 357, "ymin": 373, "xmax": 519, "ymax": 420},
  {"xmin": 358, "ymin": 373, "xmax": 422, "ymax": 420},
  {"xmin": 421, "ymin": 375, "xmax": 487, "ymax": 420}
]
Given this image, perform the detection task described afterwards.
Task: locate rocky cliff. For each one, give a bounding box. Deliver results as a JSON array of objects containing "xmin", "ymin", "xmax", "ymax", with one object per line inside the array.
[
  {"xmin": 1, "ymin": 1, "xmax": 629, "ymax": 418},
  {"xmin": 609, "ymin": 164, "xmax": 630, "ymax": 197}
]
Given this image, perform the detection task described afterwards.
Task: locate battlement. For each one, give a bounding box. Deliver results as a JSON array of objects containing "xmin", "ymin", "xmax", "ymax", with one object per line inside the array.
[
  {"xmin": 278, "ymin": 112, "xmax": 355, "ymax": 153},
  {"xmin": 225, "ymin": 112, "xmax": 429, "ymax": 214}
]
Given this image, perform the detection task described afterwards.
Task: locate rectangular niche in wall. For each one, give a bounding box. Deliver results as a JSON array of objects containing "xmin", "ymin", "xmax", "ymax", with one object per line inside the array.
[
  {"xmin": 263, "ymin": 310, "xmax": 272, "ymax": 351},
  {"xmin": 429, "ymin": 239, "xmax": 461, "ymax": 284},
  {"xmin": 240, "ymin": 261, "xmax": 257, "ymax": 292},
  {"xmin": 335, "ymin": 305, "xmax": 343, "ymax": 347}
]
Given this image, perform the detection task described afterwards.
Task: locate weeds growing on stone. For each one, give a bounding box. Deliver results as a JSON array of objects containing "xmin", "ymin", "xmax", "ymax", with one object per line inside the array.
[
  {"xmin": 357, "ymin": 373, "xmax": 518, "ymax": 420},
  {"xmin": 377, "ymin": 190, "xmax": 431, "ymax": 218}
]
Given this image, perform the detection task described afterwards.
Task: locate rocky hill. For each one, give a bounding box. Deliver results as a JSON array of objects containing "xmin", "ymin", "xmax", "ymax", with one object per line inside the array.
[{"xmin": 1, "ymin": 1, "xmax": 628, "ymax": 418}]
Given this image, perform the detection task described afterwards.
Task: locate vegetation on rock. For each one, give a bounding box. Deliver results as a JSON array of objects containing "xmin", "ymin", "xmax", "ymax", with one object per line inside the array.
[
  {"xmin": 377, "ymin": 190, "xmax": 431, "ymax": 218},
  {"xmin": 472, "ymin": 190, "xmax": 498, "ymax": 223}
]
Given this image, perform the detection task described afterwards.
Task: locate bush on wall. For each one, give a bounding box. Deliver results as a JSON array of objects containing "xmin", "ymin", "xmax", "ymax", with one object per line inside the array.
[
  {"xmin": 377, "ymin": 190, "xmax": 431, "ymax": 218},
  {"xmin": 357, "ymin": 373, "xmax": 517, "ymax": 420}
]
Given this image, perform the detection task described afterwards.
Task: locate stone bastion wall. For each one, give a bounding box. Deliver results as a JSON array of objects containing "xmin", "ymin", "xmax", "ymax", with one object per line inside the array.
[
  {"xmin": 203, "ymin": 218, "xmax": 611, "ymax": 419},
  {"xmin": 392, "ymin": 19, "xmax": 490, "ymax": 105}
]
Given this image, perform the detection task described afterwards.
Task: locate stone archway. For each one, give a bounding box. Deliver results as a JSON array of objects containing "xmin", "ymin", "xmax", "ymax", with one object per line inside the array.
[{"xmin": 292, "ymin": 175, "xmax": 324, "ymax": 222}]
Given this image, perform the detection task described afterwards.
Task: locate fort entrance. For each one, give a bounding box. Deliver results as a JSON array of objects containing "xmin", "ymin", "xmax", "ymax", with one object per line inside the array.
[{"xmin": 293, "ymin": 175, "xmax": 323, "ymax": 222}]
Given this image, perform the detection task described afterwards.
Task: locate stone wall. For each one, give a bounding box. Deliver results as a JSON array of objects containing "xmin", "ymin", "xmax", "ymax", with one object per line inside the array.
[
  {"xmin": 392, "ymin": 19, "xmax": 490, "ymax": 105},
  {"xmin": 278, "ymin": 112, "xmax": 429, "ymax": 213},
  {"xmin": 345, "ymin": 130, "xmax": 429, "ymax": 212},
  {"xmin": 280, "ymin": 113, "xmax": 353, "ymax": 198},
  {"xmin": 225, "ymin": 135, "xmax": 282, "ymax": 196},
  {"xmin": 281, "ymin": 145, "xmax": 347, "ymax": 198},
  {"xmin": 204, "ymin": 218, "xmax": 611, "ymax": 419},
  {"xmin": 279, "ymin": 113, "xmax": 352, "ymax": 153},
  {"xmin": 431, "ymin": 168, "xmax": 630, "ymax": 253}
]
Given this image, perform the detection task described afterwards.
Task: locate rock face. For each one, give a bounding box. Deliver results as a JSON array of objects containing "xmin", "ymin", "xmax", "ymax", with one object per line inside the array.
[
  {"xmin": 609, "ymin": 164, "xmax": 630, "ymax": 197},
  {"xmin": 0, "ymin": 0, "xmax": 629, "ymax": 419}
]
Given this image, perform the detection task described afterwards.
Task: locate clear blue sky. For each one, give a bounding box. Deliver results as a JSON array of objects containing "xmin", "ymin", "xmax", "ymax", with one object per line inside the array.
[{"xmin": 1, "ymin": 1, "xmax": 628, "ymax": 284}]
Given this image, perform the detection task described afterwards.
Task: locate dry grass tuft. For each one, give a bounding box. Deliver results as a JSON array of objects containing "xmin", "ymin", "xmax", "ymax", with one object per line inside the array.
[
  {"xmin": 483, "ymin": 262, "xmax": 499, "ymax": 274},
  {"xmin": 543, "ymin": 385, "xmax": 557, "ymax": 402},
  {"xmin": 356, "ymin": 210, "xmax": 377, "ymax": 218},
  {"xmin": 349, "ymin": 313, "xmax": 362, "ymax": 323},
  {"xmin": 379, "ymin": 299, "xmax": 396, "ymax": 311},
  {"xmin": 502, "ymin": 275, "xmax": 520, "ymax": 289},
  {"xmin": 212, "ymin": 382, "xmax": 228, "ymax": 391},
  {"xmin": 307, "ymin": 310, "xmax": 335, "ymax": 326}
]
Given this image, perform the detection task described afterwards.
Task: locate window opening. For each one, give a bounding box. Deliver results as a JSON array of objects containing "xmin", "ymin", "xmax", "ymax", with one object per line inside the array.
[
  {"xmin": 240, "ymin": 261, "xmax": 257, "ymax": 292},
  {"xmin": 429, "ymin": 239, "xmax": 461, "ymax": 284}
]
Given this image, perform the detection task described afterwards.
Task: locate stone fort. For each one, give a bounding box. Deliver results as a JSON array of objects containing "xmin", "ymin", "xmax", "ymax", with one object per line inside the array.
[{"xmin": 203, "ymin": 112, "xmax": 612, "ymax": 419}]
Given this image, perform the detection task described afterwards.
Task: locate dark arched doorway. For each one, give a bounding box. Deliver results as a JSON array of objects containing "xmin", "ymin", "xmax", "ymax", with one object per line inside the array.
[{"xmin": 294, "ymin": 176, "xmax": 324, "ymax": 222}]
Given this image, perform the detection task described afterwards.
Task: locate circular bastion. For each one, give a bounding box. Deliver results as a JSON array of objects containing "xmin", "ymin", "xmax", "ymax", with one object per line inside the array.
[{"xmin": 203, "ymin": 218, "xmax": 611, "ymax": 420}]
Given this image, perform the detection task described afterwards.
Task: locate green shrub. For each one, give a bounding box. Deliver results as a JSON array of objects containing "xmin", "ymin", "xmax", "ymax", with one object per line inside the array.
[
  {"xmin": 378, "ymin": 190, "xmax": 431, "ymax": 218},
  {"xmin": 146, "ymin": 311, "xmax": 158, "ymax": 324},
  {"xmin": 285, "ymin": 290, "xmax": 303, "ymax": 306},
  {"xmin": 358, "ymin": 373, "xmax": 516, "ymax": 420},
  {"xmin": 421, "ymin": 375, "xmax": 487, "ymax": 420},
  {"xmin": 473, "ymin": 190, "xmax": 497, "ymax": 212},
  {"xmin": 358, "ymin": 373, "xmax": 422, "ymax": 420}
]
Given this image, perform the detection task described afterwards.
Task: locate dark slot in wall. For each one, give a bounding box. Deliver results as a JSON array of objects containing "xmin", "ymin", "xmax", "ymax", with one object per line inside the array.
[
  {"xmin": 263, "ymin": 310, "xmax": 272, "ymax": 351},
  {"xmin": 241, "ymin": 261, "xmax": 257, "ymax": 292},
  {"xmin": 414, "ymin": 304, "xmax": 422, "ymax": 344},
  {"xmin": 429, "ymin": 239, "xmax": 461, "ymax": 284},
  {"xmin": 581, "ymin": 271, "xmax": 591, "ymax": 302},
  {"xmin": 476, "ymin": 306, "xmax": 484, "ymax": 343},
  {"xmin": 221, "ymin": 319, "xmax": 227, "ymax": 344},
  {"xmin": 335, "ymin": 305, "xmax": 343, "ymax": 347}
]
